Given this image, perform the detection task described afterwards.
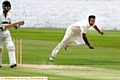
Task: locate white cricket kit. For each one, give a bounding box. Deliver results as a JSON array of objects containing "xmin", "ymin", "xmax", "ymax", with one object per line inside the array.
[
  {"xmin": 0, "ymin": 11, "xmax": 16, "ymax": 66},
  {"xmin": 51, "ymin": 19, "xmax": 95, "ymax": 57}
]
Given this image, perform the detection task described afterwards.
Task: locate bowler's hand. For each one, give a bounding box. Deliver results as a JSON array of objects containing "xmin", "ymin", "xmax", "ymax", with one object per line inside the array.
[
  {"xmin": 99, "ymin": 31, "xmax": 104, "ymax": 35},
  {"xmin": 89, "ymin": 46, "xmax": 94, "ymax": 49}
]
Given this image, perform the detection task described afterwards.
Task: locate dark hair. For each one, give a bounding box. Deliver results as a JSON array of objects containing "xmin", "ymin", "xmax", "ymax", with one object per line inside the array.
[{"xmin": 88, "ymin": 15, "xmax": 96, "ymax": 21}]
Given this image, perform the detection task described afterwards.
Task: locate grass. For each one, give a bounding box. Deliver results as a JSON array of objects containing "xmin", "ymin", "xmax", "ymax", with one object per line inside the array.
[{"xmin": 0, "ymin": 28, "xmax": 120, "ymax": 80}]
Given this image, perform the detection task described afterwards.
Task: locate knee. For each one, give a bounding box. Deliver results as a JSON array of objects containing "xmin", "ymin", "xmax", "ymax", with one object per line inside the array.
[{"xmin": 7, "ymin": 46, "xmax": 15, "ymax": 51}]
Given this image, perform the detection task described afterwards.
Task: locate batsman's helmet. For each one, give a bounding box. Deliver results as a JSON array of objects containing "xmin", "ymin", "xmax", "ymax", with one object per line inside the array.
[{"xmin": 2, "ymin": 0, "xmax": 11, "ymax": 10}]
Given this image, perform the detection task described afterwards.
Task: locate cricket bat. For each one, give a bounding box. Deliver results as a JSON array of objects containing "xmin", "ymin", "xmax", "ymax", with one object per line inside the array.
[{"xmin": 5, "ymin": 21, "xmax": 24, "ymax": 29}]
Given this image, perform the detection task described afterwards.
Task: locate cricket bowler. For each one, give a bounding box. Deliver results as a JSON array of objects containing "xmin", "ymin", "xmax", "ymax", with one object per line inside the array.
[
  {"xmin": 0, "ymin": 0, "xmax": 19, "ymax": 68},
  {"xmin": 50, "ymin": 15, "xmax": 104, "ymax": 61}
]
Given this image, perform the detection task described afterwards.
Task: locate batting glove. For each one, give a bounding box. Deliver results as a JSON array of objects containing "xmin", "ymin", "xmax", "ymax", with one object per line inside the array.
[
  {"xmin": 14, "ymin": 24, "xmax": 20, "ymax": 30},
  {"xmin": 0, "ymin": 25, "xmax": 6, "ymax": 31}
]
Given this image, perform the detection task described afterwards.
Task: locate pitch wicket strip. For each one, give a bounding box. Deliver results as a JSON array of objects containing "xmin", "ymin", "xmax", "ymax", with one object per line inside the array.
[{"xmin": 13, "ymin": 38, "xmax": 22, "ymax": 64}]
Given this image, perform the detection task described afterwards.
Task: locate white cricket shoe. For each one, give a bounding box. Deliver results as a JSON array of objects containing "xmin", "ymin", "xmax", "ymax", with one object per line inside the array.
[{"xmin": 50, "ymin": 56, "xmax": 54, "ymax": 61}]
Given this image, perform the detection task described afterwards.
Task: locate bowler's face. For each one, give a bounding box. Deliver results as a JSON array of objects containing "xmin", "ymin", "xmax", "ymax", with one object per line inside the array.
[{"xmin": 89, "ymin": 18, "xmax": 95, "ymax": 26}]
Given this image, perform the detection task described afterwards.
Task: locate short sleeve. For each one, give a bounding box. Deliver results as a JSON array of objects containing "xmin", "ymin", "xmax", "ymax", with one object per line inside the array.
[{"xmin": 80, "ymin": 26, "xmax": 87, "ymax": 33}]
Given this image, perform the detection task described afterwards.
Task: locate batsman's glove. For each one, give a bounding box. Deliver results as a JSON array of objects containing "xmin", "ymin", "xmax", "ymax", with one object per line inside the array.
[
  {"xmin": 14, "ymin": 24, "xmax": 20, "ymax": 30},
  {"xmin": 0, "ymin": 25, "xmax": 6, "ymax": 31}
]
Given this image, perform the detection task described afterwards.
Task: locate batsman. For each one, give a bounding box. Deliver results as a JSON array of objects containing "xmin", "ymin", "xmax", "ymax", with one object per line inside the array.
[{"xmin": 0, "ymin": 0, "xmax": 20, "ymax": 68}]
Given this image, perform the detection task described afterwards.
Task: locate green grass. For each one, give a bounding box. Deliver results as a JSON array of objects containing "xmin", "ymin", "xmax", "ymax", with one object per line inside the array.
[{"xmin": 0, "ymin": 28, "xmax": 120, "ymax": 80}]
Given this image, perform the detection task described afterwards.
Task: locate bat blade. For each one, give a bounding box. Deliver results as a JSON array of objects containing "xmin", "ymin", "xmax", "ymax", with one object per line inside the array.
[{"xmin": 5, "ymin": 21, "xmax": 24, "ymax": 29}]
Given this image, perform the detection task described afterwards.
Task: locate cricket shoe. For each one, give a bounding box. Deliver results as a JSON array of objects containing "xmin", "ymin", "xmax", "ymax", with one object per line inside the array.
[
  {"xmin": 50, "ymin": 56, "xmax": 54, "ymax": 61},
  {"xmin": 10, "ymin": 64, "xmax": 17, "ymax": 68},
  {"xmin": 0, "ymin": 66, "xmax": 2, "ymax": 68},
  {"xmin": 65, "ymin": 45, "xmax": 68, "ymax": 50}
]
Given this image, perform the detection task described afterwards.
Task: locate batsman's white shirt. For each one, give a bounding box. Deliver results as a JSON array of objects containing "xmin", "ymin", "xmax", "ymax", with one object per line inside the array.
[
  {"xmin": 0, "ymin": 11, "xmax": 11, "ymax": 32},
  {"xmin": 0, "ymin": 11, "xmax": 14, "ymax": 48}
]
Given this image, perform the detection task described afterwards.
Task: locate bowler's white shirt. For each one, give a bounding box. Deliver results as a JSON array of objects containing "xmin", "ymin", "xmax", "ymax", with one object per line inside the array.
[{"xmin": 70, "ymin": 19, "xmax": 95, "ymax": 33}]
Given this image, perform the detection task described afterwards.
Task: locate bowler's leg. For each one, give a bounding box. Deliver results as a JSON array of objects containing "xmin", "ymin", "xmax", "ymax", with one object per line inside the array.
[
  {"xmin": 51, "ymin": 42, "xmax": 66, "ymax": 57},
  {"xmin": 50, "ymin": 30, "xmax": 73, "ymax": 61}
]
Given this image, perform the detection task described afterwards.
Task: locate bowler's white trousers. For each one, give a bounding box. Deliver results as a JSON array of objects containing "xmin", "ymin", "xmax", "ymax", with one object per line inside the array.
[
  {"xmin": 51, "ymin": 26, "xmax": 85, "ymax": 57},
  {"xmin": 0, "ymin": 30, "xmax": 16, "ymax": 66}
]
